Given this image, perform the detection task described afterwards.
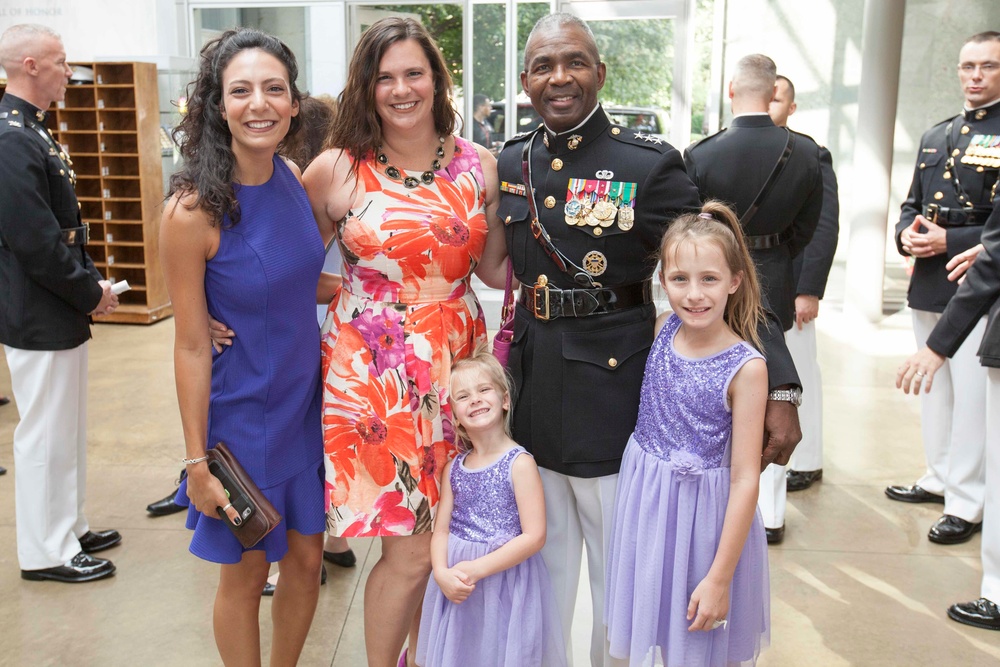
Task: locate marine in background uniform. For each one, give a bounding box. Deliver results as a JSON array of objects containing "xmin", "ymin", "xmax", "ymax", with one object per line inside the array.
[
  {"xmin": 684, "ymin": 54, "xmax": 824, "ymax": 544},
  {"xmin": 0, "ymin": 24, "xmax": 120, "ymax": 583},
  {"xmin": 886, "ymin": 31, "xmax": 1000, "ymax": 548}
]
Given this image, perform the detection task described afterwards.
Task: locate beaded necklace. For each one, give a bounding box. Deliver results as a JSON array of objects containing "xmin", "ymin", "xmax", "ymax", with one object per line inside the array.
[{"xmin": 376, "ymin": 136, "xmax": 446, "ymax": 188}]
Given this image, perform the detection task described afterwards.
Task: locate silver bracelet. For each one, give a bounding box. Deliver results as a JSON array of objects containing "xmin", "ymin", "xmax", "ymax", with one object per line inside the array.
[{"xmin": 182, "ymin": 455, "xmax": 209, "ymax": 465}]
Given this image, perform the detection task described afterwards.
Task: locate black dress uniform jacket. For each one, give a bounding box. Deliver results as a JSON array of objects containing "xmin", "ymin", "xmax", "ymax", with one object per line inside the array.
[
  {"xmin": 895, "ymin": 104, "xmax": 1000, "ymax": 313},
  {"xmin": 0, "ymin": 94, "xmax": 103, "ymax": 350},
  {"xmin": 684, "ymin": 114, "xmax": 824, "ymax": 331},
  {"xmin": 497, "ymin": 106, "xmax": 799, "ymax": 478},
  {"xmin": 927, "ymin": 198, "xmax": 1000, "ymax": 367},
  {"xmin": 793, "ymin": 147, "xmax": 839, "ymax": 298}
]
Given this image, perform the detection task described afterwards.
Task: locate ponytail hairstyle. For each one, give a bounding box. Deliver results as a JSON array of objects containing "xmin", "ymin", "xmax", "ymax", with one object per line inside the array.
[
  {"xmin": 448, "ymin": 343, "xmax": 514, "ymax": 452},
  {"xmin": 659, "ymin": 200, "xmax": 765, "ymax": 350}
]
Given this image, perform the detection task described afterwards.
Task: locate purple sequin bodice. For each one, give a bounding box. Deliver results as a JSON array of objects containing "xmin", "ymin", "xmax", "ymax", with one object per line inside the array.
[
  {"xmin": 633, "ymin": 314, "xmax": 762, "ymax": 470},
  {"xmin": 449, "ymin": 446, "xmax": 526, "ymax": 546}
]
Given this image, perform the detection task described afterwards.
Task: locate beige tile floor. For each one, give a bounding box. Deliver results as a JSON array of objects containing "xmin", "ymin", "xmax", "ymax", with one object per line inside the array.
[{"xmin": 1, "ymin": 301, "xmax": 999, "ymax": 666}]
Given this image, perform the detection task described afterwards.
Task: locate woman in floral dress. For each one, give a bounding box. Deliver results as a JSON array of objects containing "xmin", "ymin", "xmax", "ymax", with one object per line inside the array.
[{"xmin": 302, "ymin": 17, "xmax": 507, "ymax": 667}]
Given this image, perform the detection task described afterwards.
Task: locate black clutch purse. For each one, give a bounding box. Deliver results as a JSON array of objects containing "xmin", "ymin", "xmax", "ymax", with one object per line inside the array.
[{"xmin": 207, "ymin": 442, "xmax": 282, "ymax": 548}]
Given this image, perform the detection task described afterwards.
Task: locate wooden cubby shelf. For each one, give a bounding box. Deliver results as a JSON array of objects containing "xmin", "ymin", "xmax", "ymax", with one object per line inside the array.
[{"xmin": 1, "ymin": 61, "xmax": 171, "ymax": 324}]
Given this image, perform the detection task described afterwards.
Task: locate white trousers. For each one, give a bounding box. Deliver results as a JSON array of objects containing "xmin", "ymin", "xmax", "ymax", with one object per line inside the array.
[
  {"xmin": 539, "ymin": 468, "xmax": 618, "ymax": 667},
  {"xmin": 758, "ymin": 322, "xmax": 825, "ymax": 529},
  {"xmin": 981, "ymin": 369, "xmax": 1000, "ymax": 602},
  {"xmin": 5, "ymin": 344, "xmax": 90, "ymax": 570},
  {"xmin": 912, "ymin": 310, "xmax": 987, "ymax": 522}
]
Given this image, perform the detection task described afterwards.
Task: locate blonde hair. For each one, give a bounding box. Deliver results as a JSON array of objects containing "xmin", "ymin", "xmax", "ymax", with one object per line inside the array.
[
  {"xmin": 449, "ymin": 344, "xmax": 514, "ymax": 451},
  {"xmin": 659, "ymin": 200, "xmax": 765, "ymax": 350}
]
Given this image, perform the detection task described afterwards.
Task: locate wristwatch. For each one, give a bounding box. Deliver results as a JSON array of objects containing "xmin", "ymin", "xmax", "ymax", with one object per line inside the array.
[{"xmin": 767, "ymin": 387, "xmax": 802, "ymax": 406}]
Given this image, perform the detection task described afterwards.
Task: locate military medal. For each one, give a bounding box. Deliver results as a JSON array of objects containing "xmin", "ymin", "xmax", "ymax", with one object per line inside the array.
[
  {"xmin": 618, "ymin": 204, "xmax": 635, "ymax": 231},
  {"xmin": 583, "ymin": 251, "xmax": 608, "ymax": 276},
  {"xmin": 961, "ymin": 134, "xmax": 1000, "ymax": 168},
  {"xmin": 568, "ymin": 134, "xmax": 582, "ymax": 150},
  {"xmin": 564, "ymin": 198, "xmax": 584, "ymax": 225}
]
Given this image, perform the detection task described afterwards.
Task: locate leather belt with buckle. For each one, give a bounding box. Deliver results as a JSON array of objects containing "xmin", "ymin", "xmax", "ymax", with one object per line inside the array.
[
  {"xmin": 746, "ymin": 227, "xmax": 793, "ymax": 250},
  {"xmin": 924, "ymin": 203, "xmax": 988, "ymax": 227},
  {"xmin": 0, "ymin": 224, "xmax": 88, "ymax": 249},
  {"xmin": 518, "ymin": 278, "xmax": 652, "ymax": 320}
]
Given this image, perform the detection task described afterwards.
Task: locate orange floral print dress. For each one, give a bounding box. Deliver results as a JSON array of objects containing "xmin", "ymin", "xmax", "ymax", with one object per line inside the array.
[{"xmin": 321, "ymin": 137, "xmax": 488, "ymax": 537}]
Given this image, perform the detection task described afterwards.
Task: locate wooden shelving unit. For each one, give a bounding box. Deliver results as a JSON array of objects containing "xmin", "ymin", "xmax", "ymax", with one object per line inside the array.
[{"xmin": 2, "ymin": 62, "xmax": 171, "ymax": 324}]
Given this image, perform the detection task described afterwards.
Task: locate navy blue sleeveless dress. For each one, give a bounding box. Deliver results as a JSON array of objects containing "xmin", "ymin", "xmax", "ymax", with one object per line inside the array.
[{"xmin": 179, "ymin": 155, "xmax": 327, "ymax": 564}]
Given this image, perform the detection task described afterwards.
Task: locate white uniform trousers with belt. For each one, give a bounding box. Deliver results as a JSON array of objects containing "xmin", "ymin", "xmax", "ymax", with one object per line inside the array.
[
  {"xmin": 912, "ymin": 309, "xmax": 987, "ymax": 523},
  {"xmin": 4, "ymin": 343, "xmax": 91, "ymax": 570},
  {"xmin": 981, "ymin": 369, "xmax": 1000, "ymax": 603},
  {"xmin": 539, "ymin": 467, "xmax": 618, "ymax": 667},
  {"xmin": 758, "ymin": 322, "xmax": 824, "ymax": 529}
]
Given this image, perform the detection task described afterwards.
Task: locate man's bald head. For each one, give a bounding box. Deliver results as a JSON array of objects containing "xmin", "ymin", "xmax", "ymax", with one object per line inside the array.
[{"xmin": 0, "ymin": 24, "xmax": 61, "ymax": 74}]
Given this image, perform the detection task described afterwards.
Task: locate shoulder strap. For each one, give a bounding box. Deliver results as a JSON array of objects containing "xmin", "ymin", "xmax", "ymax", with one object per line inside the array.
[
  {"xmin": 521, "ymin": 129, "xmax": 600, "ymax": 287},
  {"xmin": 740, "ymin": 128, "xmax": 794, "ymax": 227}
]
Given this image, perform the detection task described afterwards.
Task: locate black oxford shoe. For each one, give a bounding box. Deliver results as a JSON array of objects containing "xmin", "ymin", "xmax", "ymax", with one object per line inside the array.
[
  {"xmin": 0, "ymin": 395, "xmax": 10, "ymax": 406},
  {"xmin": 786, "ymin": 469, "xmax": 823, "ymax": 492},
  {"xmin": 146, "ymin": 489, "xmax": 187, "ymax": 517},
  {"xmin": 884, "ymin": 484, "xmax": 945, "ymax": 504},
  {"xmin": 0, "ymin": 465, "xmax": 6, "ymax": 475},
  {"xmin": 323, "ymin": 548, "xmax": 357, "ymax": 568},
  {"xmin": 928, "ymin": 515, "xmax": 982, "ymax": 545},
  {"xmin": 21, "ymin": 552, "xmax": 116, "ymax": 583},
  {"xmin": 79, "ymin": 529, "xmax": 122, "ymax": 553},
  {"xmin": 765, "ymin": 525, "xmax": 785, "ymax": 545},
  {"xmin": 947, "ymin": 598, "xmax": 1000, "ymax": 631}
]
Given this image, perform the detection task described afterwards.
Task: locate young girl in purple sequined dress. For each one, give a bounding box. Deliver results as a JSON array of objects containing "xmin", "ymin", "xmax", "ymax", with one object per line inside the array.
[
  {"xmin": 605, "ymin": 201, "xmax": 771, "ymax": 667},
  {"xmin": 416, "ymin": 347, "xmax": 565, "ymax": 667}
]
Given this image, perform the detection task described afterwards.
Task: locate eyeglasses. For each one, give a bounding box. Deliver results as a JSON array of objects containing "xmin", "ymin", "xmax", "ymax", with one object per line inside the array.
[{"xmin": 958, "ymin": 62, "xmax": 1000, "ymax": 74}]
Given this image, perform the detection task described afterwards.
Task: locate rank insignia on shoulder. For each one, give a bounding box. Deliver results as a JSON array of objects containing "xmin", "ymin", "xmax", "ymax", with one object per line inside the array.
[
  {"xmin": 633, "ymin": 132, "xmax": 662, "ymax": 145},
  {"xmin": 500, "ymin": 181, "xmax": 527, "ymax": 197},
  {"xmin": 8, "ymin": 120, "xmax": 22, "ymax": 128}
]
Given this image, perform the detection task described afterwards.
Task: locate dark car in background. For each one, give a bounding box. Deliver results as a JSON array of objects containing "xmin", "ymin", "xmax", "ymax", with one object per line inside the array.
[{"xmin": 488, "ymin": 101, "xmax": 669, "ymax": 140}]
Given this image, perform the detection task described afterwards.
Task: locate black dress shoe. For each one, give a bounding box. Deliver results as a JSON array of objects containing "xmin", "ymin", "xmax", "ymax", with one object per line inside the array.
[
  {"xmin": 146, "ymin": 489, "xmax": 186, "ymax": 516},
  {"xmin": 928, "ymin": 515, "xmax": 983, "ymax": 545},
  {"xmin": 787, "ymin": 469, "xmax": 823, "ymax": 492},
  {"xmin": 884, "ymin": 484, "xmax": 945, "ymax": 504},
  {"xmin": 21, "ymin": 552, "xmax": 116, "ymax": 583},
  {"xmin": 0, "ymin": 466, "xmax": 6, "ymax": 475},
  {"xmin": 765, "ymin": 525, "xmax": 785, "ymax": 544},
  {"xmin": 262, "ymin": 565, "xmax": 327, "ymax": 596},
  {"xmin": 947, "ymin": 598, "xmax": 1000, "ymax": 630},
  {"xmin": 323, "ymin": 548, "xmax": 357, "ymax": 568},
  {"xmin": 79, "ymin": 529, "xmax": 122, "ymax": 553},
  {"xmin": 0, "ymin": 395, "xmax": 10, "ymax": 406}
]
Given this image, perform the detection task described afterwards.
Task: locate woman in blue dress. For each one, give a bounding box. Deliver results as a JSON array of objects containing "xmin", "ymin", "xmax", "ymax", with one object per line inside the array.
[{"xmin": 161, "ymin": 28, "xmax": 337, "ymax": 665}]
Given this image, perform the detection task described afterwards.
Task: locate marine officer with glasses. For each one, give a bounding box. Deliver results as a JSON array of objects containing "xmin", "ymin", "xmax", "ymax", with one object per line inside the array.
[{"xmin": 886, "ymin": 31, "xmax": 1000, "ymax": 551}]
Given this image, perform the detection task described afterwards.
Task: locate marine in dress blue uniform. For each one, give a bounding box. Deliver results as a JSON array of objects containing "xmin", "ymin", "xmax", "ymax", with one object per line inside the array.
[{"xmin": 885, "ymin": 34, "xmax": 1000, "ymax": 547}]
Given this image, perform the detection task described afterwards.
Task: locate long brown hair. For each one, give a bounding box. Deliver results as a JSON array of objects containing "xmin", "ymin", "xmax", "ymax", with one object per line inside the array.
[
  {"xmin": 659, "ymin": 200, "xmax": 765, "ymax": 350},
  {"xmin": 330, "ymin": 17, "xmax": 457, "ymax": 179}
]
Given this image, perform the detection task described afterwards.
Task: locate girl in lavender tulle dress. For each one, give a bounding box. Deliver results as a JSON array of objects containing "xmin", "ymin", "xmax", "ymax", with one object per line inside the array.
[
  {"xmin": 605, "ymin": 201, "xmax": 771, "ymax": 667},
  {"xmin": 416, "ymin": 347, "xmax": 565, "ymax": 667}
]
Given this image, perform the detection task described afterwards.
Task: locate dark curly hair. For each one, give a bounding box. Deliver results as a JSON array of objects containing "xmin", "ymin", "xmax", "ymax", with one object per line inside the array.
[
  {"xmin": 329, "ymin": 17, "xmax": 456, "ymax": 179},
  {"xmin": 168, "ymin": 27, "xmax": 303, "ymax": 227}
]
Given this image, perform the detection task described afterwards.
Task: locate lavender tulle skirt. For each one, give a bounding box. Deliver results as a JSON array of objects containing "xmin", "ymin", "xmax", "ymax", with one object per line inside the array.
[
  {"xmin": 605, "ymin": 435, "xmax": 770, "ymax": 667},
  {"xmin": 417, "ymin": 533, "xmax": 566, "ymax": 667}
]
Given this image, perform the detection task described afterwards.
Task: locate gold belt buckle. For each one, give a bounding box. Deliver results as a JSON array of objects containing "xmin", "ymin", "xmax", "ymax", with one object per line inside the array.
[
  {"xmin": 926, "ymin": 203, "xmax": 940, "ymax": 225},
  {"xmin": 532, "ymin": 275, "xmax": 550, "ymax": 320}
]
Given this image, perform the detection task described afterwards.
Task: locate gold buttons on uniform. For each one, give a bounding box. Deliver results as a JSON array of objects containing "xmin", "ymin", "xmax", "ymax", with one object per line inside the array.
[
  {"xmin": 594, "ymin": 227, "xmax": 603, "ymax": 236},
  {"xmin": 551, "ymin": 158, "xmax": 563, "ymax": 171},
  {"xmin": 961, "ymin": 125, "xmax": 970, "ymax": 134},
  {"xmin": 608, "ymin": 358, "xmax": 618, "ymax": 368},
  {"xmin": 978, "ymin": 166, "xmax": 985, "ymax": 173},
  {"xmin": 505, "ymin": 215, "xmax": 511, "ymax": 224},
  {"xmin": 10, "ymin": 109, "xmax": 18, "ymax": 115},
  {"xmin": 611, "ymin": 127, "xmax": 621, "ymax": 135},
  {"xmin": 934, "ymin": 191, "xmax": 944, "ymax": 200},
  {"xmin": 919, "ymin": 162, "xmax": 926, "ymax": 169},
  {"xmin": 943, "ymin": 171, "xmax": 951, "ymax": 179},
  {"xmin": 544, "ymin": 196, "xmax": 556, "ymax": 209},
  {"xmin": 59, "ymin": 169, "xmax": 65, "ymax": 176},
  {"xmin": 953, "ymin": 149, "xmax": 961, "ymax": 157}
]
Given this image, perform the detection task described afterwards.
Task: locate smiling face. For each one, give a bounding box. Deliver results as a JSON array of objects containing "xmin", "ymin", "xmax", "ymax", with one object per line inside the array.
[
  {"xmin": 958, "ymin": 39, "xmax": 1000, "ymax": 108},
  {"xmin": 374, "ymin": 38, "xmax": 436, "ymax": 134},
  {"xmin": 660, "ymin": 238, "xmax": 742, "ymax": 335},
  {"xmin": 449, "ymin": 366, "xmax": 510, "ymax": 438},
  {"xmin": 521, "ymin": 22, "xmax": 606, "ymax": 133},
  {"xmin": 220, "ymin": 48, "xmax": 298, "ymax": 158}
]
